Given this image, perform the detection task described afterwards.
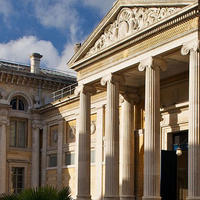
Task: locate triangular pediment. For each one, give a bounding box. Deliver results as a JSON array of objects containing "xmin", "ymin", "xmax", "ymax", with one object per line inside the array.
[{"xmin": 68, "ymin": 0, "xmax": 196, "ymax": 68}]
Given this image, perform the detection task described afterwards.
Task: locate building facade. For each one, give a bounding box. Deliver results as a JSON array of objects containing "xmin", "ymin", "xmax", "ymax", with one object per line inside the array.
[
  {"xmin": 0, "ymin": 53, "xmax": 76, "ymax": 194},
  {"xmin": 1, "ymin": 0, "xmax": 200, "ymax": 200}
]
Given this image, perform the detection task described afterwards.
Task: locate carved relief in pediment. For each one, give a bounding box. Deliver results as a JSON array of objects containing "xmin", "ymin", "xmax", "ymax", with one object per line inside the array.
[{"xmin": 86, "ymin": 7, "xmax": 181, "ymax": 57}]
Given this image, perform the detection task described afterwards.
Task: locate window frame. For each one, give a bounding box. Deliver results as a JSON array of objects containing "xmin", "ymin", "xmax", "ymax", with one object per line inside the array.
[
  {"xmin": 10, "ymin": 118, "xmax": 28, "ymax": 148},
  {"xmin": 65, "ymin": 152, "xmax": 75, "ymax": 167},
  {"xmin": 10, "ymin": 96, "xmax": 28, "ymax": 111},
  {"xmin": 48, "ymin": 154, "xmax": 57, "ymax": 168},
  {"xmin": 49, "ymin": 125, "xmax": 58, "ymax": 147},
  {"xmin": 11, "ymin": 167, "xmax": 25, "ymax": 194},
  {"xmin": 8, "ymin": 162, "xmax": 28, "ymax": 194}
]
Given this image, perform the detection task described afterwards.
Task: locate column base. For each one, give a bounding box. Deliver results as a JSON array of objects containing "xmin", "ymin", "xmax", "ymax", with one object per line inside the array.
[
  {"xmin": 76, "ymin": 195, "xmax": 91, "ymax": 200},
  {"xmin": 120, "ymin": 195, "xmax": 135, "ymax": 200},
  {"xmin": 142, "ymin": 196, "xmax": 161, "ymax": 200},
  {"xmin": 104, "ymin": 196, "xmax": 120, "ymax": 200},
  {"xmin": 187, "ymin": 197, "xmax": 200, "ymax": 200}
]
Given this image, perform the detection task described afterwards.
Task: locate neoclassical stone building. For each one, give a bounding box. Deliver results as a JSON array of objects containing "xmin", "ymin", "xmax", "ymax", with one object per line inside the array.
[
  {"xmin": 0, "ymin": 53, "xmax": 76, "ymax": 194},
  {"xmin": 1, "ymin": 0, "xmax": 200, "ymax": 200}
]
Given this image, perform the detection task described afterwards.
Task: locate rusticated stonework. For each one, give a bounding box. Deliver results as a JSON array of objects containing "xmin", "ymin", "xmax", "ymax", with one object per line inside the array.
[{"xmin": 86, "ymin": 7, "xmax": 181, "ymax": 57}]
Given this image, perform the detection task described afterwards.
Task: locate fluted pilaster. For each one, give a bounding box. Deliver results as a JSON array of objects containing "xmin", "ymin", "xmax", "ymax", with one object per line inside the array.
[
  {"xmin": 120, "ymin": 94, "xmax": 138, "ymax": 200},
  {"xmin": 138, "ymin": 57, "xmax": 166, "ymax": 200},
  {"xmin": 0, "ymin": 116, "xmax": 9, "ymax": 194},
  {"xmin": 101, "ymin": 73, "xmax": 122, "ymax": 200},
  {"xmin": 41, "ymin": 124, "xmax": 47, "ymax": 186},
  {"xmin": 182, "ymin": 40, "xmax": 200, "ymax": 200},
  {"xmin": 75, "ymin": 84, "xmax": 95, "ymax": 200},
  {"xmin": 31, "ymin": 120, "xmax": 42, "ymax": 188},
  {"xmin": 57, "ymin": 119, "xmax": 64, "ymax": 189}
]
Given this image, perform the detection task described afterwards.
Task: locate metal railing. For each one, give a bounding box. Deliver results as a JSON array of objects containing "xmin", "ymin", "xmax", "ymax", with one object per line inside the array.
[
  {"xmin": 52, "ymin": 82, "xmax": 78, "ymax": 101},
  {"xmin": 0, "ymin": 59, "xmax": 76, "ymax": 77}
]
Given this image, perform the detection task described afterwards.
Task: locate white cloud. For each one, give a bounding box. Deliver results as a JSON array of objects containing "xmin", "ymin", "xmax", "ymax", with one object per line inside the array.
[
  {"xmin": 0, "ymin": 36, "xmax": 76, "ymax": 75},
  {"xmin": 33, "ymin": 0, "xmax": 78, "ymax": 30},
  {"xmin": 32, "ymin": 0, "xmax": 115, "ymax": 30},
  {"xmin": 0, "ymin": 36, "xmax": 60, "ymax": 66},
  {"xmin": 30, "ymin": 0, "xmax": 115, "ymax": 40}
]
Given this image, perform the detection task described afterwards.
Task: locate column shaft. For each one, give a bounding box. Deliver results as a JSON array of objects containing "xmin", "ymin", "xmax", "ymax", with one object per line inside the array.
[
  {"xmin": 181, "ymin": 40, "xmax": 200, "ymax": 200},
  {"xmin": 95, "ymin": 106, "xmax": 104, "ymax": 200},
  {"xmin": 120, "ymin": 97, "xmax": 135, "ymax": 200},
  {"xmin": 188, "ymin": 48, "xmax": 200, "ymax": 199},
  {"xmin": 32, "ymin": 125, "xmax": 40, "ymax": 188},
  {"xmin": 104, "ymin": 80, "xmax": 119, "ymax": 200},
  {"xmin": 57, "ymin": 120, "xmax": 64, "ymax": 189},
  {"xmin": 41, "ymin": 125, "xmax": 47, "ymax": 186},
  {"xmin": 139, "ymin": 60, "xmax": 161, "ymax": 200},
  {"xmin": 0, "ymin": 123, "xmax": 7, "ymax": 194},
  {"xmin": 76, "ymin": 88, "xmax": 91, "ymax": 200}
]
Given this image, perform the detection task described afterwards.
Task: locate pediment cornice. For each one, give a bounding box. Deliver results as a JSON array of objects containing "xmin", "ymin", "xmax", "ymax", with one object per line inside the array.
[{"xmin": 68, "ymin": 0, "xmax": 197, "ymax": 69}]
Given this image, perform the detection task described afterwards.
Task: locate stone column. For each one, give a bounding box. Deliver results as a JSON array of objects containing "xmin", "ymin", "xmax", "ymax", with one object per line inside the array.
[
  {"xmin": 0, "ymin": 115, "xmax": 9, "ymax": 194},
  {"xmin": 75, "ymin": 84, "xmax": 95, "ymax": 200},
  {"xmin": 181, "ymin": 40, "xmax": 200, "ymax": 200},
  {"xmin": 31, "ymin": 120, "xmax": 41, "ymax": 188},
  {"xmin": 95, "ymin": 105, "xmax": 105, "ymax": 200},
  {"xmin": 75, "ymin": 113, "xmax": 79, "ymax": 197},
  {"xmin": 41, "ymin": 124, "xmax": 47, "ymax": 186},
  {"xmin": 138, "ymin": 57, "xmax": 166, "ymax": 200},
  {"xmin": 57, "ymin": 119, "xmax": 64, "ymax": 189},
  {"xmin": 101, "ymin": 74, "xmax": 121, "ymax": 200},
  {"xmin": 120, "ymin": 94, "xmax": 137, "ymax": 200}
]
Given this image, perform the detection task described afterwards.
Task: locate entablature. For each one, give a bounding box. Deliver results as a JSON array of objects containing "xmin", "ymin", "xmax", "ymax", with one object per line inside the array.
[{"xmin": 0, "ymin": 70, "xmax": 67, "ymax": 91}]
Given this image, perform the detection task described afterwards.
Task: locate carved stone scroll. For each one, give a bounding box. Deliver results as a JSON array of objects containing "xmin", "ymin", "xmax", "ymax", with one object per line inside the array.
[{"xmin": 86, "ymin": 7, "xmax": 180, "ymax": 57}]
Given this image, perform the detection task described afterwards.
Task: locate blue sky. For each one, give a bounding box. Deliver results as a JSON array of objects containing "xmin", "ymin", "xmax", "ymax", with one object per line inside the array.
[{"xmin": 0, "ymin": 0, "xmax": 115, "ymax": 74}]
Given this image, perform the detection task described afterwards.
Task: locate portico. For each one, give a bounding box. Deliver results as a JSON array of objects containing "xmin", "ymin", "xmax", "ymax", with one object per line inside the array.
[{"xmin": 68, "ymin": 0, "xmax": 200, "ymax": 200}]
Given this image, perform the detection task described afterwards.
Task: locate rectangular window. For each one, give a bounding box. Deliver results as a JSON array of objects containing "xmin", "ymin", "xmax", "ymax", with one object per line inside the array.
[
  {"xmin": 48, "ymin": 154, "xmax": 57, "ymax": 167},
  {"xmin": 10, "ymin": 119, "xmax": 27, "ymax": 148},
  {"xmin": 65, "ymin": 153, "xmax": 75, "ymax": 166},
  {"xmin": 11, "ymin": 167, "xmax": 24, "ymax": 194},
  {"xmin": 50, "ymin": 125, "xmax": 58, "ymax": 147}
]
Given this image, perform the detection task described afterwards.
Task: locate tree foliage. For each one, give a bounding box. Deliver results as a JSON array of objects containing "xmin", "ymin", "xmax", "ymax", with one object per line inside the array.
[{"xmin": 0, "ymin": 186, "xmax": 72, "ymax": 200}]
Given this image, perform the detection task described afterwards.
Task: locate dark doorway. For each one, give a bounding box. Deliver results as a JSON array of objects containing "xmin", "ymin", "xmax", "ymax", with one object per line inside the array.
[
  {"xmin": 161, "ymin": 150, "xmax": 177, "ymax": 200},
  {"xmin": 173, "ymin": 131, "xmax": 188, "ymax": 200},
  {"xmin": 161, "ymin": 130, "xmax": 188, "ymax": 200}
]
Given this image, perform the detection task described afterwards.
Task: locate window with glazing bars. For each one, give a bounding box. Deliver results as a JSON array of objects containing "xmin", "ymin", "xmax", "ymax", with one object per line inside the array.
[
  {"xmin": 10, "ymin": 119, "xmax": 27, "ymax": 148},
  {"xmin": 11, "ymin": 167, "xmax": 24, "ymax": 194}
]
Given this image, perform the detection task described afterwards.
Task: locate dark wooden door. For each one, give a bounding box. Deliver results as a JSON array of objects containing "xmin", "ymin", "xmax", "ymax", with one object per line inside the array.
[{"xmin": 161, "ymin": 150, "xmax": 177, "ymax": 200}]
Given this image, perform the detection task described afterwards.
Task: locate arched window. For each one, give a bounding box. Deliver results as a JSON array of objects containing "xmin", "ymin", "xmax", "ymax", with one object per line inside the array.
[{"xmin": 10, "ymin": 96, "xmax": 28, "ymax": 111}]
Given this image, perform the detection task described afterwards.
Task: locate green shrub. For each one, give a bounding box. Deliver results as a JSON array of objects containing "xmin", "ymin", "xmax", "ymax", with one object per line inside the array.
[{"xmin": 0, "ymin": 186, "xmax": 72, "ymax": 200}]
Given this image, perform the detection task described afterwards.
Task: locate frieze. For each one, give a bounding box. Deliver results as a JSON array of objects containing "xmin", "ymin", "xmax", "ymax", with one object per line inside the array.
[{"xmin": 86, "ymin": 7, "xmax": 181, "ymax": 57}]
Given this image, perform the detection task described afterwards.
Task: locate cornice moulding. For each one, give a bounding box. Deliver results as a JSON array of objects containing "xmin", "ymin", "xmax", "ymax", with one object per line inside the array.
[{"xmin": 116, "ymin": 0, "xmax": 196, "ymax": 6}]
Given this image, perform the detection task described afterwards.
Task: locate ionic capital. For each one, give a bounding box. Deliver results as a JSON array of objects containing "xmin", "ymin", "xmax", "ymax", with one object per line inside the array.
[
  {"xmin": 138, "ymin": 57, "xmax": 167, "ymax": 72},
  {"xmin": 181, "ymin": 40, "xmax": 199, "ymax": 55},
  {"xmin": 74, "ymin": 84, "xmax": 96, "ymax": 97},
  {"xmin": 58, "ymin": 119, "xmax": 65, "ymax": 126},
  {"xmin": 120, "ymin": 93, "xmax": 139, "ymax": 105},
  {"xmin": 100, "ymin": 73, "xmax": 123, "ymax": 86},
  {"xmin": 0, "ymin": 117, "xmax": 9, "ymax": 126},
  {"xmin": 32, "ymin": 120, "xmax": 43, "ymax": 129}
]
